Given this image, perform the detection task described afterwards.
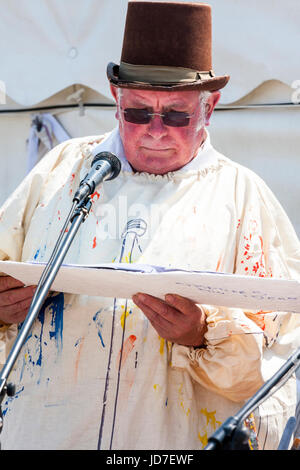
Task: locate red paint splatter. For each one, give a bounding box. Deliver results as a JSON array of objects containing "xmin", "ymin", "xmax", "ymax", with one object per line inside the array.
[
  {"xmin": 117, "ymin": 335, "xmax": 137, "ymax": 368},
  {"xmin": 91, "ymin": 191, "xmax": 100, "ymax": 202},
  {"xmin": 69, "ymin": 174, "xmax": 76, "ymax": 195},
  {"xmin": 244, "ymin": 311, "xmax": 269, "ymax": 331},
  {"xmin": 252, "ymin": 262, "xmax": 259, "ymax": 274},
  {"xmin": 92, "ymin": 236, "xmax": 97, "ymax": 248}
]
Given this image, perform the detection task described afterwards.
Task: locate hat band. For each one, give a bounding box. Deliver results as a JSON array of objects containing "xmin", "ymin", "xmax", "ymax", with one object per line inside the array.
[{"xmin": 119, "ymin": 62, "xmax": 215, "ymax": 84}]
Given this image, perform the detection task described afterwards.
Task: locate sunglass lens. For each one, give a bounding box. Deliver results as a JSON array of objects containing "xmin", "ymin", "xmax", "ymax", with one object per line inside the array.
[
  {"xmin": 124, "ymin": 108, "xmax": 150, "ymax": 124},
  {"xmin": 163, "ymin": 111, "xmax": 190, "ymax": 127}
]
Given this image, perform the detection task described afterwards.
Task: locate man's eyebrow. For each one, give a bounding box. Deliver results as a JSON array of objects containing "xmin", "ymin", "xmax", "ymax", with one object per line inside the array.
[
  {"xmin": 127, "ymin": 98, "xmax": 149, "ymax": 107},
  {"xmin": 123, "ymin": 98, "xmax": 190, "ymax": 108},
  {"xmin": 165, "ymin": 101, "xmax": 189, "ymax": 108}
]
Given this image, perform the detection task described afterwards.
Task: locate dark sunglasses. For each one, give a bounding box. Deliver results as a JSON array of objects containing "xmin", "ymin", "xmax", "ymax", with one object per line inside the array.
[{"xmin": 122, "ymin": 107, "xmax": 194, "ymax": 127}]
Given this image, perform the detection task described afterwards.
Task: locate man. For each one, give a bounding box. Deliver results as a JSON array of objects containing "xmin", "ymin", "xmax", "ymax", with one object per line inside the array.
[{"xmin": 0, "ymin": 1, "xmax": 299, "ymax": 450}]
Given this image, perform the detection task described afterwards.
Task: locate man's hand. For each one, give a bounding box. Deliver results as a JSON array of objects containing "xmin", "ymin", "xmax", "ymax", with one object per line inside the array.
[
  {"xmin": 0, "ymin": 276, "xmax": 36, "ymax": 325},
  {"xmin": 132, "ymin": 293, "xmax": 207, "ymax": 347}
]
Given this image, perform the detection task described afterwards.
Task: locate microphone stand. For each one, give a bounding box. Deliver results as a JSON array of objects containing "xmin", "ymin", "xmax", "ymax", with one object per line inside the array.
[
  {"xmin": 204, "ymin": 346, "xmax": 300, "ymax": 450},
  {"xmin": 0, "ymin": 195, "xmax": 92, "ymax": 443}
]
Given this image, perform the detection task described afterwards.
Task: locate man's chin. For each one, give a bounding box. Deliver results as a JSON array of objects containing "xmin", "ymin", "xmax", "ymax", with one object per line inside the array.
[
  {"xmin": 133, "ymin": 152, "xmax": 178, "ymax": 175},
  {"xmin": 132, "ymin": 162, "xmax": 179, "ymax": 175}
]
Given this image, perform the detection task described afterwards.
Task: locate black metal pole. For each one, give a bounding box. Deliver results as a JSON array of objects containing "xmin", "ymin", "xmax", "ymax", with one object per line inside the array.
[{"xmin": 204, "ymin": 347, "xmax": 300, "ymax": 450}]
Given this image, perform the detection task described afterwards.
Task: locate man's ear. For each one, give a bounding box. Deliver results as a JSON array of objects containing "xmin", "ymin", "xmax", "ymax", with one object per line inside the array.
[
  {"xmin": 110, "ymin": 84, "xmax": 120, "ymax": 120},
  {"xmin": 205, "ymin": 91, "xmax": 220, "ymax": 126},
  {"xmin": 110, "ymin": 84, "xmax": 118, "ymax": 101}
]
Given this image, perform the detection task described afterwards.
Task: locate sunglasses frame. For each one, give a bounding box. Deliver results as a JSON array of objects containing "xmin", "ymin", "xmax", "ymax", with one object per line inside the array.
[{"xmin": 121, "ymin": 107, "xmax": 195, "ymax": 127}]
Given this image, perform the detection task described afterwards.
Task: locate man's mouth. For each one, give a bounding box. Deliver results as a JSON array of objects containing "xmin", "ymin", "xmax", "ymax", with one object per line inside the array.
[{"xmin": 140, "ymin": 146, "xmax": 174, "ymax": 153}]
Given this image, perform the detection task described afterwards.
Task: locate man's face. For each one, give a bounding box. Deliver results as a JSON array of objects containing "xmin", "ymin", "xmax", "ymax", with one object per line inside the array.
[{"xmin": 111, "ymin": 86, "xmax": 220, "ymax": 175}]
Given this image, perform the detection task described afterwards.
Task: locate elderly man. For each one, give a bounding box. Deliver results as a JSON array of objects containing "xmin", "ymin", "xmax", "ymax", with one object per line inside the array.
[{"xmin": 0, "ymin": 1, "xmax": 299, "ymax": 451}]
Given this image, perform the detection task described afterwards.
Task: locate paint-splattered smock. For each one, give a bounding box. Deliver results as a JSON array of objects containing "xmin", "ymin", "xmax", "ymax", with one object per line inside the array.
[{"xmin": 0, "ymin": 128, "xmax": 299, "ymax": 450}]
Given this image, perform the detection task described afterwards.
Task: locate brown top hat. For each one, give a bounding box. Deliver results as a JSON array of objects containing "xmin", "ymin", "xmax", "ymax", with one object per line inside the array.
[{"xmin": 107, "ymin": 1, "xmax": 229, "ymax": 92}]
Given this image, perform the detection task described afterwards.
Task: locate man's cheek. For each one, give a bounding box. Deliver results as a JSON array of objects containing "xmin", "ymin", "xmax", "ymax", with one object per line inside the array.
[{"xmin": 121, "ymin": 124, "xmax": 142, "ymax": 144}]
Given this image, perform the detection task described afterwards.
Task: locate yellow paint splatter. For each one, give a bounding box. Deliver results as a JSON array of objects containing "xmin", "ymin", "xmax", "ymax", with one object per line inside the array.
[
  {"xmin": 159, "ymin": 336, "xmax": 165, "ymax": 355},
  {"xmin": 198, "ymin": 431, "xmax": 208, "ymax": 447},
  {"xmin": 121, "ymin": 251, "xmax": 133, "ymax": 264},
  {"xmin": 178, "ymin": 383, "xmax": 191, "ymax": 417},
  {"xmin": 153, "ymin": 384, "xmax": 159, "ymax": 391},
  {"xmin": 120, "ymin": 304, "xmax": 133, "ymax": 329},
  {"xmin": 197, "ymin": 408, "xmax": 222, "ymax": 448},
  {"xmin": 200, "ymin": 408, "xmax": 221, "ymax": 428},
  {"xmin": 181, "ymin": 401, "xmax": 190, "ymax": 416}
]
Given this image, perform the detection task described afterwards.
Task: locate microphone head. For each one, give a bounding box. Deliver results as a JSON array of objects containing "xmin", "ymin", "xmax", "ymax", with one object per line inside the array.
[{"xmin": 92, "ymin": 152, "xmax": 121, "ymax": 181}]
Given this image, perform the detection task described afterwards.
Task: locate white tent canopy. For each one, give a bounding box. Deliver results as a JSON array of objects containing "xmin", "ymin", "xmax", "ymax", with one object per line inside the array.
[
  {"xmin": 0, "ymin": 0, "xmax": 299, "ymax": 235},
  {"xmin": 1, "ymin": 0, "xmax": 299, "ymax": 106}
]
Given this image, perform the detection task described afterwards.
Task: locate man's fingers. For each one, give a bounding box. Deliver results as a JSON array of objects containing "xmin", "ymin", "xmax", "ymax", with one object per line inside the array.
[
  {"xmin": 8, "ymin": 308, "xmax": 30, "ymax": 324},
  {"xmin": 0, "ymin": 276, "xmax": 25, "ymax": 293},
  {"xmin": 132, "ymin": 301, "xmax": 171, "ymax": 339},
  {"xmin": 165, "ymin": 293, "xmax": 200, "ymax": 316},
  {"xmin": 0, "ymin": 296, "xmax": 33, "ymax": 316},
  {"xmin": 1, "ymin": 308, "xmax": 30, "ymax": 325},
  {"xmin": 0, "ymin": 285, "xmax": 36, "ymax": 307},
  {"xmin": 132, "ymin": 293, "xmax": 207, "ymax": 347},
  {"xmin": 133, "ymin": 293, "xmax": 177, "ymax": 324}
]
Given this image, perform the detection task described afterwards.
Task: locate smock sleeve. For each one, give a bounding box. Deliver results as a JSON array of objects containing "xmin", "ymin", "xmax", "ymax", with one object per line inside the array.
[{"xmin": 171, "ymin": 166, "xmax": 300, "ymax": 403}]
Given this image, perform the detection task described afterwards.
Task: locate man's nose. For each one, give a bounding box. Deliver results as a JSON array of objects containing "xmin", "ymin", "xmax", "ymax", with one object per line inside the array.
[{"xmin": 147, "ymin": 114, "xmax": 168, "ymax": 138}]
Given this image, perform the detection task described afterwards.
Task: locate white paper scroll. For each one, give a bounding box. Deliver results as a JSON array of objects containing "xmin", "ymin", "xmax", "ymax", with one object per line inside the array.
[{"xmin": 0, "ymin": 260, "xmax": 299, "ymax": 313}]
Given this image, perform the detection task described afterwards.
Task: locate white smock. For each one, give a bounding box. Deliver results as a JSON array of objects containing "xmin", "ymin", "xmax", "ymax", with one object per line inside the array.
[{"xmin": 0, "ymin": 128, "xmax": 299, "ymax": 450}]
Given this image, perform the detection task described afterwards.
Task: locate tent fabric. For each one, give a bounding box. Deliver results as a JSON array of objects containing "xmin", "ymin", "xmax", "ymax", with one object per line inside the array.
[
  {"xmin": 0, "ymin": 89, "xmax": 117, "ymax": 204},
  {"xmin": 27, "ymin": 113, "xmax": 71, "ymax": 172},
  {"xmin": 0, "ymin": 0, "xmax": 299, "ymax": 106},
  {"xmin": 210, "ymin": 104, "xmax": 300, "ymax": 237}
]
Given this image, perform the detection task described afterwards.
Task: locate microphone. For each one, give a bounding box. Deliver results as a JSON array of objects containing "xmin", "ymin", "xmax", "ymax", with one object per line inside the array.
[{"xmin": 73, "ymin": 152, "xmax": 121, "ymax": 203}]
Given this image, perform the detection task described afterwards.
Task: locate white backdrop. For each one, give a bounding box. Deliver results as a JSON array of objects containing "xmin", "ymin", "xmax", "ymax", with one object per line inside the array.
[{"xmin": 0, "ymin": 0, "xmax": 299, "ymax": 236}]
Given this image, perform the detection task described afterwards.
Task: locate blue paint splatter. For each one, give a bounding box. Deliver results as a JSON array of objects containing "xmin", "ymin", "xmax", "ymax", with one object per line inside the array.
[
  {"xmin": 93, "ymin": 310, "xmax": 105, "ymax": 348},
  {"xmin": 75, "ymin": 338, "xmax": 83, "ymax": 347},
  {"xmin": 33, "ymin": 292, "xmax": 65, "ymax": 369},
  {"xmin": 36, "ymin": 303, "xmax": 46, "ymax": 366},
  {"xmin": 2, "ymin": 386, "xmax": 25, "ymax": 416},
  {"xmin": 33, "ymin": 244, "xmax": 47, "ymax": 261},
  {"xmin": 48, "ymin": 293, "xmax": 64, "ymax": 355}
]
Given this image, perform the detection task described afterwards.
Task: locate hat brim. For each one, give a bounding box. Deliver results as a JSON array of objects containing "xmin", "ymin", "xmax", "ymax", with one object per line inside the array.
[{"xmin": 107, "ymin": 62, "xmax": 230, "ymax": 92}]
